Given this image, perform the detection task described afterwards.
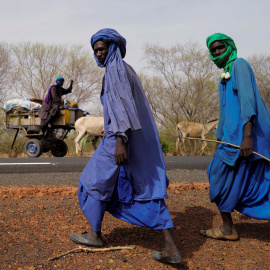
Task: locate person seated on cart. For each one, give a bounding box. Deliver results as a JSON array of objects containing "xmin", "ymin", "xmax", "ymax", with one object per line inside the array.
[{"xmin": 38, "ymin": 76, "xmax": 73, "ymax": 135}]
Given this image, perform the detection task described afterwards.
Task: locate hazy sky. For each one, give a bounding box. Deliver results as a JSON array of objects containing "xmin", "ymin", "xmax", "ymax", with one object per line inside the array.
[{"xmin": 1, "ymin": 0, "xmax": 270, "ymax": 71}]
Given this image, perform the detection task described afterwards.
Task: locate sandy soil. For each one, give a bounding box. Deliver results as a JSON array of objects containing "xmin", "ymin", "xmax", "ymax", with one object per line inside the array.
[{"xmin": 0, "ymin": 183, "xmax": 269, "ymax": 270}]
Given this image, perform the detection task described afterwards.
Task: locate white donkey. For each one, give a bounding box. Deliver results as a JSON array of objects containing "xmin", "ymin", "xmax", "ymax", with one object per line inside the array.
[{"xmin": 74, "ymin": 116, "xmax": 104, "ymax": 155}]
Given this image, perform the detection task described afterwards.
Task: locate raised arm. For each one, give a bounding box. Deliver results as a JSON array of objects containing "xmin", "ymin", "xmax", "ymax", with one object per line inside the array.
[{"xmin": 62, "ymin": 79, "xmax": 74, "ymax": 95}]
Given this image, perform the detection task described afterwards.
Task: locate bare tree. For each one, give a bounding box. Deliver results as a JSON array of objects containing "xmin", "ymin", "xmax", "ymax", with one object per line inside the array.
[
  {"xmin": 0, "ymin": 42, "xmax": 12, "ymax": 105},
  {"xmin": 11, "ymin": 42, "xmax": 103, "ymax": 110},
  {"xmin": 12, "ymin": 42, "xmax": 67, "ymax": 99},
  {"xmin": 248, "ymin": 54, "xmax": 270, "ymax": 107},
  {"xmin": 142, "ymin": 42, "xmax": 219, "ymax": 140},
  {"xmin": 63, "ymin": 45, "xmax": 104, "ymax": 107}
]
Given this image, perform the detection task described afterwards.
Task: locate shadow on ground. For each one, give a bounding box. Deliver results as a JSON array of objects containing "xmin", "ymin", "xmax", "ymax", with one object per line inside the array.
[{"xmin": 107, "ymin": 206, "xmax": 215, "ymax": 269}]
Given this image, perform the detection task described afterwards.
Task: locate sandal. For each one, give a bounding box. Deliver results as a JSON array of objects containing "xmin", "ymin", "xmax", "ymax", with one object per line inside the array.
[
  {"xmin": 200, "ymin": 226, "xmax": 239, "ymax": 241},
  {"xmin": 151, "ymin": 251, "xmax": 182, "ymax": 264}
]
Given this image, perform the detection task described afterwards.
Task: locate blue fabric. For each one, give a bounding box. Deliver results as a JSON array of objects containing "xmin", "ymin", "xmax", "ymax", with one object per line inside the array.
[
  {"xmin": 207, "ymin": 155, "xmax": 270, "ymax": 219},
  {"xmin": 56, "ymin": 76, "xmax": 64, "ymax": 86},
  {"xmin": 78, "ymin": 183, "xmax": 106, "ymax": 231},
  {"xmin": 56, "ymin": 76, "xmax": 64, "ymax": 82},
  {"xmin": 78, "ymin": 175, "xmax": 174, "ymax": 231},
  {"xmin": 117, "ymin": 165, "xmax": 133, "ymax": 203},
  {"xmin": 111, "ymin": 198, "xmax": 174, "ymax": 230},
  {"xmin": 215, "ymin": 58, "xmax": 270, "ymax": 166},
  {"xmin": 90, "ymin": 28, "xmax": 141, "ymax": 135},
  {"xmin": 79, "ymin": 62, "xmax": 169, "ymax": 202},
  {"xmin": 90, "ymin": 28, "xmax": 126, "ymax": 65}
]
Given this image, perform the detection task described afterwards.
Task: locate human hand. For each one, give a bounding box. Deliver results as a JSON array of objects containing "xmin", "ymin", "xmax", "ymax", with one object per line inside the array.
[
  {"xmin": 240, "ymin": 135, "xmax": 253, "ymax": 157},
  {"xmin": 100, "ymin": 129, "xmax": 105, "ymax": 136},
  {"xmin": 114, "ymin": 136, "xmax": 127, "ymax": 167},
  {"xmin": 70, "ymin": 79, "xmax": 74, "ymax": 85}
]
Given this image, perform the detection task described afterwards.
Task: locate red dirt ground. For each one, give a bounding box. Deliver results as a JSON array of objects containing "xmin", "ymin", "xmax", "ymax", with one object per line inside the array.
[{"xmin": 0, "ymin": 183, "xmax": 269, "ymax": 270}]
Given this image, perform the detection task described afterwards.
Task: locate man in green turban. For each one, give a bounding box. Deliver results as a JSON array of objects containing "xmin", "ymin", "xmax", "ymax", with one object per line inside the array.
[{"xmin": 200, "ymin": 33, "xmax": 270, "ymax": 240}]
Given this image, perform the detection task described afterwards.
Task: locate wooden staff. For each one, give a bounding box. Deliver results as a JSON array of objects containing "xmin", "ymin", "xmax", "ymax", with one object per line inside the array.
[
  {"xmin": 48, "ymin": 245, "xmax": 136, "ymax": 261},
  {"xmin": 182, "ymin": 136, "xmax": 270, "ymax": 162},
  {"xmin": 49, "ymin": 63, "xmax": 74, "ymax": 81}
]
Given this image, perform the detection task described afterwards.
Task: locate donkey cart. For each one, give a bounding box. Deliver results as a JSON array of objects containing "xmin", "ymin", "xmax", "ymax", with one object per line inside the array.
[{"xmin": 5, "ymin": 106, "xmax": 83, "ymax": 158}]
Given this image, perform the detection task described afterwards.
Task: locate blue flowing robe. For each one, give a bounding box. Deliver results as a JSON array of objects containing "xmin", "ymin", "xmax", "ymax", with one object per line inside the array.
[
  {"xmin": 208, "ymin": 58, "xmax": 270, "ymax": 219},
  {"xmin": 79, "ymin": 62, "xmax": 168, "ymax": 203}
]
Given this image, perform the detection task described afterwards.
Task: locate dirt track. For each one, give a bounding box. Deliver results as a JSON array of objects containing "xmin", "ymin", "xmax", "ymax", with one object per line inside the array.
[{"xmin": 0, "ymin": 170, "xmax": 269, "ymax": 269}]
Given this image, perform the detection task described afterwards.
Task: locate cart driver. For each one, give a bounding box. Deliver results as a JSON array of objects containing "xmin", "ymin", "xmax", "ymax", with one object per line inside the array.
[{"xmin": 39, "ymin": 77, "xmax": 73, "ymax": 135}]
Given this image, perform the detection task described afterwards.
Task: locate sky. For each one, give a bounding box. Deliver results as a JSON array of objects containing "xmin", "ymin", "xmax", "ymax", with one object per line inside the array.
[{"xmin": 1, "ymin": 0, "xmax": 270, "ymax": 72}]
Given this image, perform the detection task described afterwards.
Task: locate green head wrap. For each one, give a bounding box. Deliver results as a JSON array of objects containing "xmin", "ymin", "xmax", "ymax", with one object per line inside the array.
[{"xmin": 206, "ymin": 33, "xmax": 237, "ymax": 75}]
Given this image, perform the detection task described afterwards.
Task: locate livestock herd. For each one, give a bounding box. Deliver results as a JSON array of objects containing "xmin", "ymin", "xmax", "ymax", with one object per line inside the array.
[{"xmin": 74, "ymin": 117, "xmax": 218, "ymax": 156}]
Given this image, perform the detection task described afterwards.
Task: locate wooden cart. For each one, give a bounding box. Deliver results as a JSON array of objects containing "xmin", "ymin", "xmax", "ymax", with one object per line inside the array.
[{"xmin": 5, "ymin": 107, "xmax": 84, "ymax": 158}]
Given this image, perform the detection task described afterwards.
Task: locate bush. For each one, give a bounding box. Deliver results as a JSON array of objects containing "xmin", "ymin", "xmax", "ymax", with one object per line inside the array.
[
  {"xmin": 64, "ymin": 135, "xmax": 99, "ymax": 157},
  {"xmin": 159, "ymin": 137, "xmax": 175, "ymax": 156},
  {"xmin": 0, "ymin": 129, "xmax": 27, "ymax": 157}
]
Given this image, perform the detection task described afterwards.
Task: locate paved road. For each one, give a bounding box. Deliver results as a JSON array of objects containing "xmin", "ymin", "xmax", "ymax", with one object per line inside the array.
[{"xmin": 0, "ymin": 156, "xmax": 212, "ymax": 173}]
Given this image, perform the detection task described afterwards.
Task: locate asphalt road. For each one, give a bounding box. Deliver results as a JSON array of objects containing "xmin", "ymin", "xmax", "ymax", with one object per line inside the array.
[{"xmin": 0, "ymin": 156, "xmax": 212, "ymax": 174}]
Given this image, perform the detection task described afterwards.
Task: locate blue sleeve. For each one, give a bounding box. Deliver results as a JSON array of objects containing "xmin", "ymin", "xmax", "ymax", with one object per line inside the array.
[
  {"xmin": 114, "ymin": 131, "xmax": 129, "ymax": 143},
  {"xmin": 215, "ymin": 82, "xmax": 225, "ymax": 140},
  {"xmin": 233, "ymin": 59, "xmax": 256, "ymax": 125}
]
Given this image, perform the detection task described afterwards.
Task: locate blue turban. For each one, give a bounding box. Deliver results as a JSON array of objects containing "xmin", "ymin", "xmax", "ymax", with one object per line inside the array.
[
  {"xmin": 91, "ymin": 28, "xmax": 126, "ymax": 67},
  {"xmin": 56, "ymin": 76, "xmax": 64, "ymax": 86},
  {"xmin": 90, "ymin": 28, "xmax": 141, "ymax": 135}
]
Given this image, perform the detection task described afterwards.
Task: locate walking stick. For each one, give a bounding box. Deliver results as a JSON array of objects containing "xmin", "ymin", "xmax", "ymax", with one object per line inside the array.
[
  {"xmin": 49, "ymin": 63, "xmax": 74, "ymax": 81},
  {"xmin": 182, "ymin": 136, "xmax": 270, "ymax": 162}
]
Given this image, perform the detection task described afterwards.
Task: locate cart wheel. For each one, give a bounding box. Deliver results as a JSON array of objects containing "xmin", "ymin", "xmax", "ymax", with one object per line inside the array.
[
  {"xmin": 40, "ymin": 138, "xmax": 52, "ymax": 153},
  {"xmin": 51, "ymin": 140, "xmax": 68, "ymax": 157},
  {"xmin": 24, "ymin": 139, "xmax": 43, "ymax": 158}
]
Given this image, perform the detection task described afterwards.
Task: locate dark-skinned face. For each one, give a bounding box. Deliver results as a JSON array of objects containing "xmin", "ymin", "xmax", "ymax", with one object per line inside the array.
[
  {"xmin": 210, "ymin": 41, "xmax": 227, "ymax": 57},
  {"xmin": 93, "ymin": 40, "xmax": 109, "ymax": 64}
]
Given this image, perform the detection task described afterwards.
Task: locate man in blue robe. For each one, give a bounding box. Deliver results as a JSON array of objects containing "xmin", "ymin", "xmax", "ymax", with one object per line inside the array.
[
  {"xmin": 70, "ymin": 29, "xmax": 182, "ymax": 264},
  {"xmin": 200, "ymin": 33, "xmax": 270, "ymax": 240}
]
